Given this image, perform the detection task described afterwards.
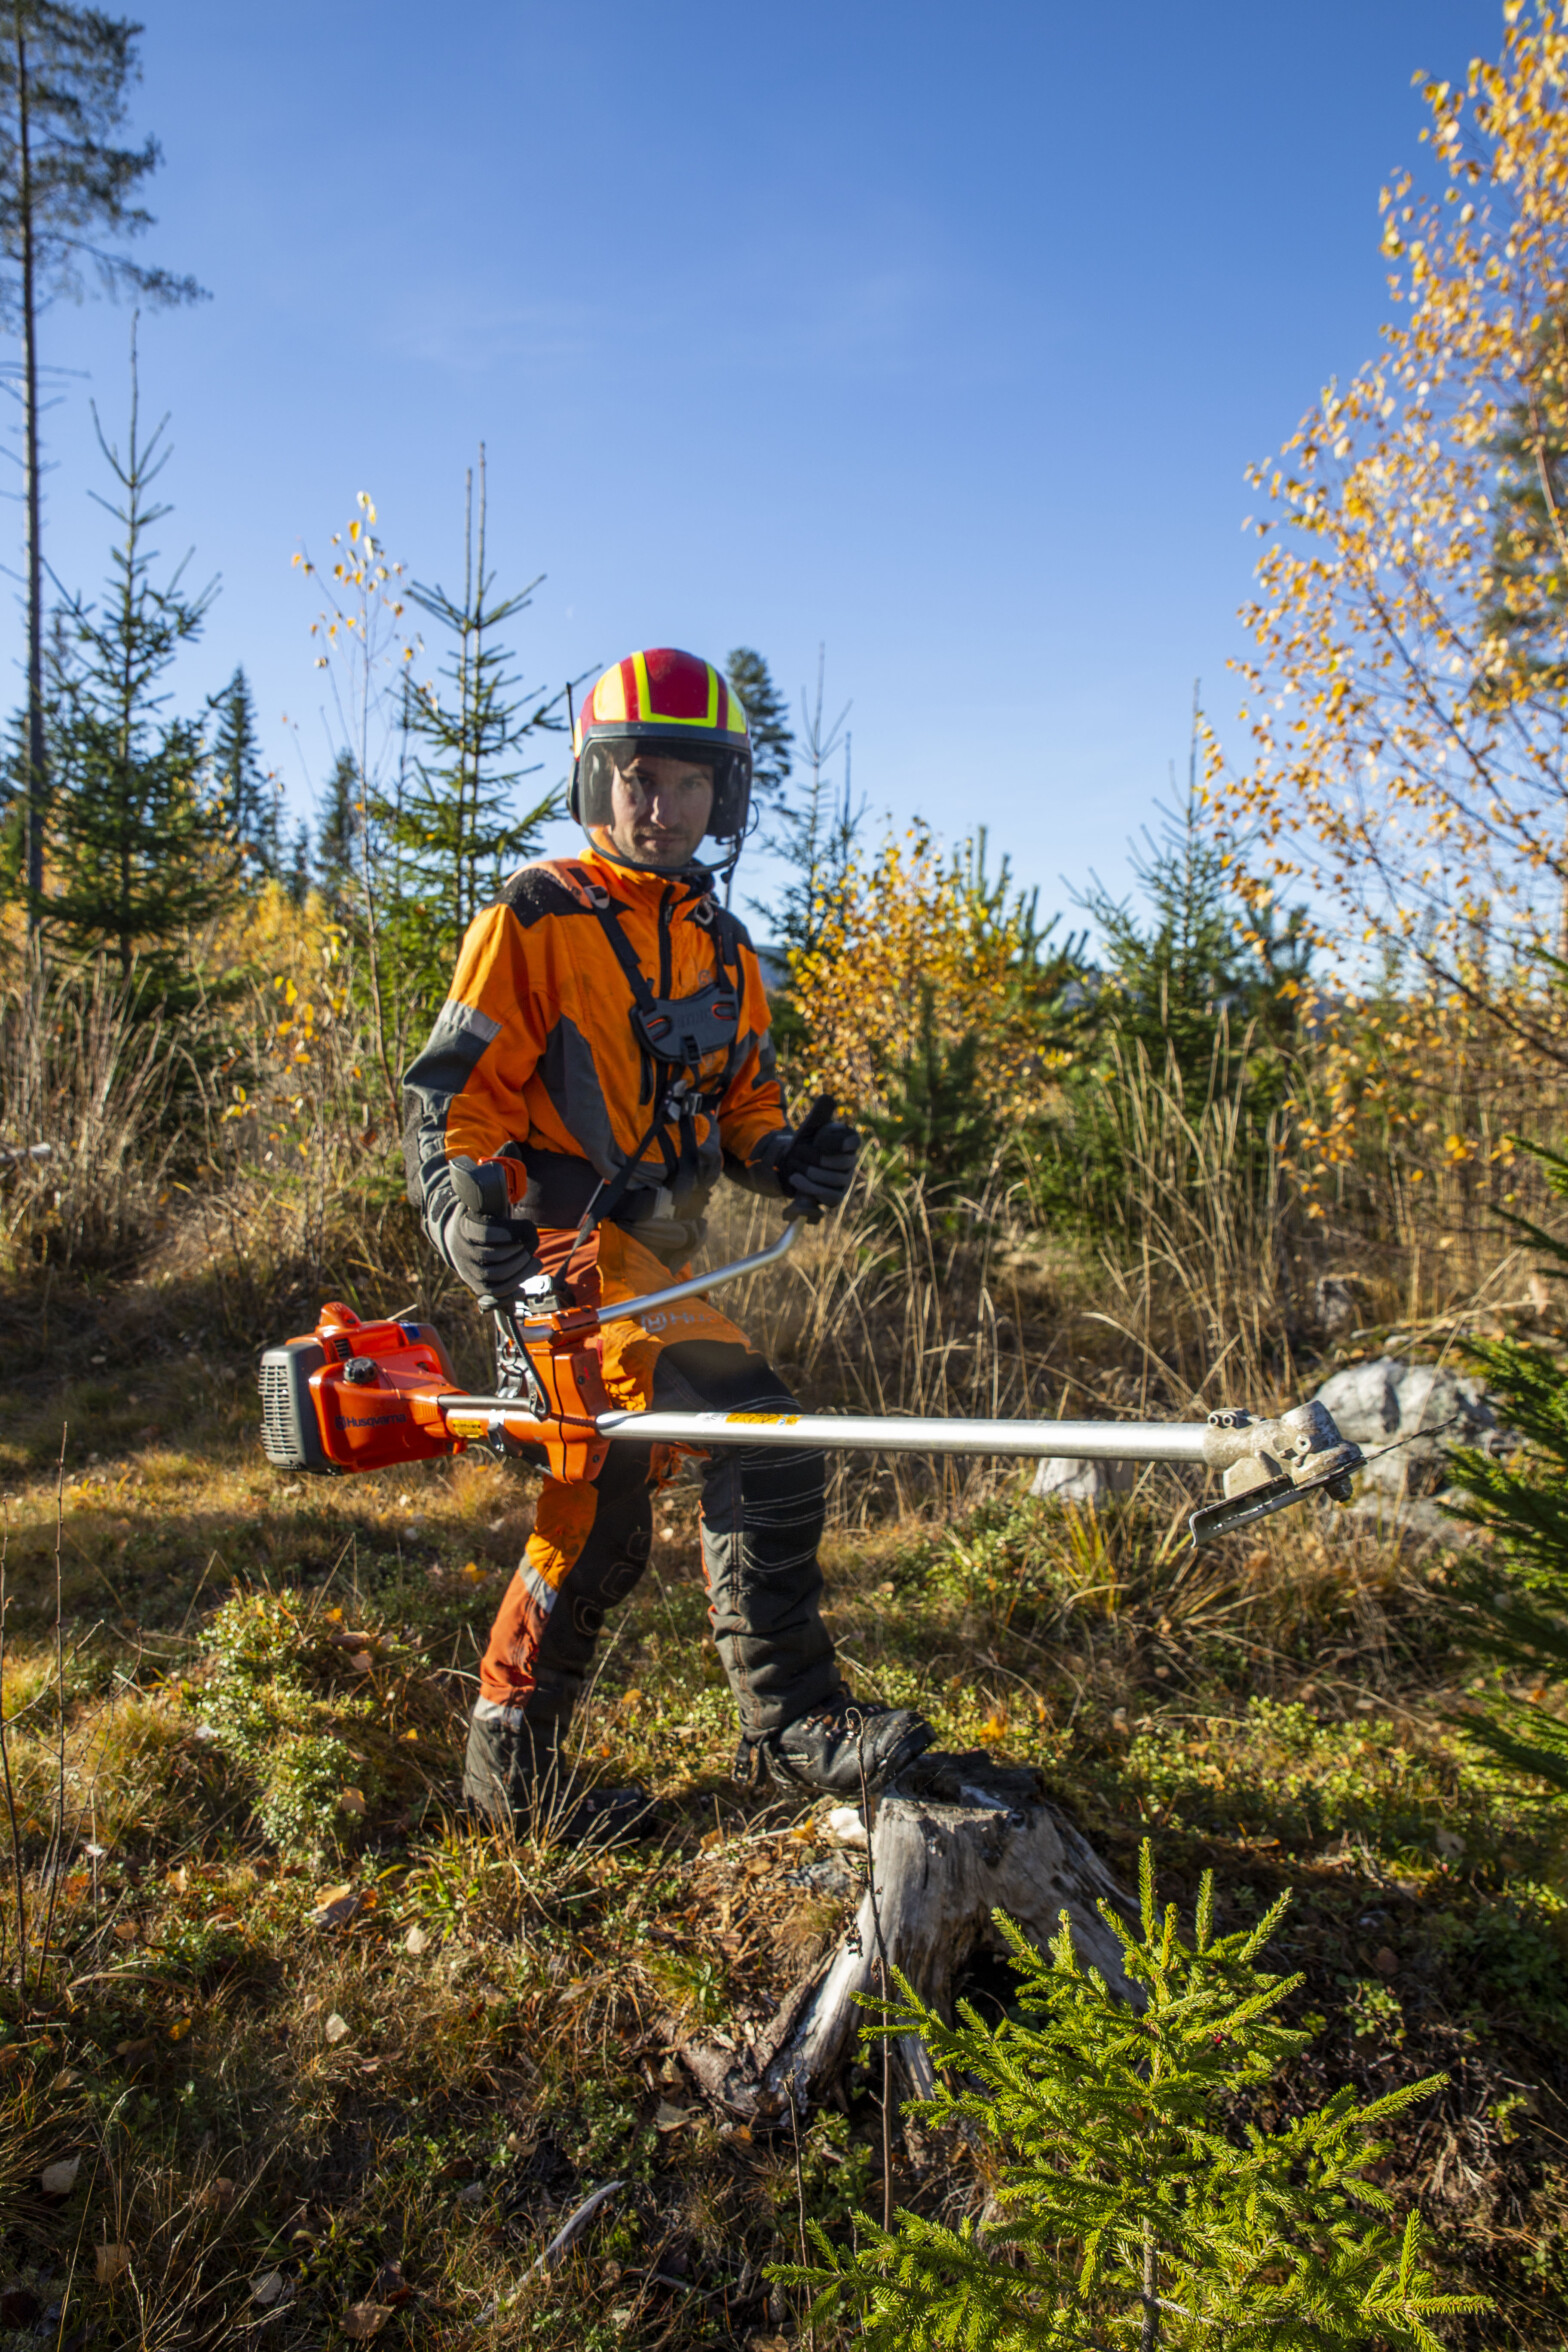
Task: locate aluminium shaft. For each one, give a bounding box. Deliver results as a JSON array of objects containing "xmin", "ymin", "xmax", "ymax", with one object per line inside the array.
[
  {"xmin": 593, "ymin": 1409, "xmax": 1214, "ymax": 1462},
  {"xmin": 436, "ymin": 1393, "xmax": 1361, "ymax": 1493}
]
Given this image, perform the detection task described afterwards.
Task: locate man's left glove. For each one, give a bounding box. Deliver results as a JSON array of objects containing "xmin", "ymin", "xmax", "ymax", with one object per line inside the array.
[{"xmin": 776, "ymin": 1103, "xmax": 862, "ymax": 1210}]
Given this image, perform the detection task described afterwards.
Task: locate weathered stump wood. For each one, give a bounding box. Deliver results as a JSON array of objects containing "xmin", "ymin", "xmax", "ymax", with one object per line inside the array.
[{"xmin": 681, "ymin": 1751, "xmax": 1133, "ymax": 2125}]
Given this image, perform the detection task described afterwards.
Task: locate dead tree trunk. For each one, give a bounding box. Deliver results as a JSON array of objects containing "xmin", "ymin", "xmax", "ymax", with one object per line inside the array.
[{"xmin": 681, "ymin": 1752, "xmax": 1133, "ymax": 2124}]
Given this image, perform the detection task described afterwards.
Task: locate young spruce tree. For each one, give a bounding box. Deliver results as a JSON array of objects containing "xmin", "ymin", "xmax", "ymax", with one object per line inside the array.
[
  {"xmin": 380, "ymin": 450, "xmax": 563, "ymax": 1002},
  {"xmin": 724, "ymin": 645, "xmax": 793, "ymax": 809},
  {"xmin": 47, "ymin": 350, "xmax": 231, "ymax": 990},
  {"xmin": 1029, "ymin": 790, "xmax": 1307, "ymax": 1239},
  {"xmin": 781, "ymin": 1843, "xmax": 1481, "ymax": 2350},
  {"xmin": 284, "ymin": 817, "xmax": 310, "ymax": 907},
  {"xmin": 1443, "ymin": 1131, "xmax": 1568, "ymax": 1790},
  {"xmin": 314, "ymin": 749, "xmax": 359, "ymax": 913},
  {"xmin": 865, "ymin": 980, "xmax": 1000, "ymax": 1199},
  {"xmin": 210, "ymin": 664, "xmax": 278, "ymax": 884},
  {"xmin": 0, "ymin": 1, "xmax": 203, "ymax": 929},
  {"xmin": 755, "ymin": 643, "xmax": 862, "ymax": 1025}
]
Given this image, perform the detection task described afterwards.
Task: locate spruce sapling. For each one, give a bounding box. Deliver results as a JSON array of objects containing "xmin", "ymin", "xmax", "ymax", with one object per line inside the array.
[
  {"xmin": 778, "ymin": 1840, "xmax": 1484, "ymax": 2349},
  {"xmin": 384, "ymin": 449, "xmax": 564, "ymax": 1001},
  {"xmin": 723, "ymin": 646, "xmax": 793, "ymax": 809},
  {"xmin": 1443, "ymin": 1131, "xmax": 1568, "ymax": 1791}
]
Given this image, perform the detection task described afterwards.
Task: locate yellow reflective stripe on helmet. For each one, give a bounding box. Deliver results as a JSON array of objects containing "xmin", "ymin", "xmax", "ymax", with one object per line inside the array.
[
  {"xmin": 591, "ymin": 660, "xmax": 629, "ymax": 726},
  {"xmin": 632, "ymin": 648, "xmax": 722, "ymax": 731}
]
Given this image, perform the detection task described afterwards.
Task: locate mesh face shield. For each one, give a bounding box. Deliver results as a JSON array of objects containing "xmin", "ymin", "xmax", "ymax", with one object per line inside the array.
[{"xmin": 574, "ymin": 737, "xmax": 752, "ymax": 853}]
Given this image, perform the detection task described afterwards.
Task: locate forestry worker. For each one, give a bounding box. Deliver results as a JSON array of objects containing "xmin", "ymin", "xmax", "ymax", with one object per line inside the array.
[{"xmin": 402, "ymin": 645, "xmax": 934, "ymax": 1835}]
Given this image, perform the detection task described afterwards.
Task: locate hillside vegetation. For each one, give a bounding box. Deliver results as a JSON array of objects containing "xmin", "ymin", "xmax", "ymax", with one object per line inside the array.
[
  {"xmin": 0, "ymin": 1091, "xmax": 1565, "ymax": 2347},
  {"xmin": 11, "ymin": 8, "xmax": 1568, "ymax": 2344}
]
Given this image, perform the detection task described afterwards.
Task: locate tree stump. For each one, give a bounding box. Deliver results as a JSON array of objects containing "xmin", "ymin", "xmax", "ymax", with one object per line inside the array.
[{"xmin": 680, "ymin": 1751, "xmax": 1133, "ymax": 2125}]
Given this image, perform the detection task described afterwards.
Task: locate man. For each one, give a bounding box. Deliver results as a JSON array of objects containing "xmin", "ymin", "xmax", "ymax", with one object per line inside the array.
[{"xmin": 402, "ymin": 645, "xmax": 934, "ymax": 1828}]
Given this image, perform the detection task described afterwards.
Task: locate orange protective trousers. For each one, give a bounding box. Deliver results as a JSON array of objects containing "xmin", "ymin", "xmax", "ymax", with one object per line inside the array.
[{"xmin": 476, "ymin": 1224, "xmax": 838, "ymax": 1743}]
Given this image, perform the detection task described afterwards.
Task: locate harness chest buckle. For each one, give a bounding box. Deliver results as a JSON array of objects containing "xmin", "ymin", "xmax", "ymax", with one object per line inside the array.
[{"xmin": 630, "ymin": 979, "xmax": 740, "ymax": 1069}]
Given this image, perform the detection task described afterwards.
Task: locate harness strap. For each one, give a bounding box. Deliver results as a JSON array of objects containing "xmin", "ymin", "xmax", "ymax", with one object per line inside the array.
[
  {"xmin": 580, "ymin": 878, "xmax": 662, "ymax": 1016},
  {"xmin": 553, "ymin": 870, "xmax": 749, "ymax": 1248}
]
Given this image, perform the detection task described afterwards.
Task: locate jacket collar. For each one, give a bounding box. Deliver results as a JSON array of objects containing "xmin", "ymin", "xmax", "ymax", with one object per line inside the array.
[{"xmin": 580, "ymin": 833, "xmax": 716, "ymax": 909}]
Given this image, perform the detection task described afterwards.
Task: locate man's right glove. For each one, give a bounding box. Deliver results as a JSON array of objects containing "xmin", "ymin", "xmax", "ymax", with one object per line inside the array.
[
  {"xmin": 440, "ymin": 1156, "xmax": 542, "ymax": 1306},
  {"xmin": 777, "ymin": 1097, "xmax": 862, "ymax": 1210}
]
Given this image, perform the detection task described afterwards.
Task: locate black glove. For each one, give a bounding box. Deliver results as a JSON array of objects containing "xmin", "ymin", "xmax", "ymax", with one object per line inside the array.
[
  {"xmin": 439, "ymin": 1157, "xmax": 542, "ymax": 1305},
  {"xmin": 777, "ymin": 1100, "xmax": 862, "ymax": 1210}
]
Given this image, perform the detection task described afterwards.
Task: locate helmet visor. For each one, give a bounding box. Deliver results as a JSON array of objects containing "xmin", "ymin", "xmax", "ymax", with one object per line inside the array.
[{"xmin": 577, "ymin": 735, "xmax": 749, "ymax": 841}]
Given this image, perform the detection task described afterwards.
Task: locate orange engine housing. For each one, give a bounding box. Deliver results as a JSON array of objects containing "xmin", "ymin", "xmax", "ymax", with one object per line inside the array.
[
  {"xmin": 259, "ymin": 1299, "xmax": 614, "ymax": 1485},
  {"xmin": 260, "ymin": 1301, "xmax": 464, "ymax": 1477}
]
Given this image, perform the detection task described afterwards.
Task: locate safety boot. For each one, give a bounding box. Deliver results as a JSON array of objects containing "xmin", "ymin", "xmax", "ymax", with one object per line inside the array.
[
  {"xmin": 462, "ymin": 1705, "xmax": 655, "ymax": 1844},
  {"xmin": 744, "ymin": 1697, "xmax": 935, "ymax": 1797}
]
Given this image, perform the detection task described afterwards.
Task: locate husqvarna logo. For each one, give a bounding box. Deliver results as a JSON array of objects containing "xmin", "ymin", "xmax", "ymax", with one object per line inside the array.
[{"xmin": 639, "ymin": 1302, "xmax": 717, "ymax": 1338}]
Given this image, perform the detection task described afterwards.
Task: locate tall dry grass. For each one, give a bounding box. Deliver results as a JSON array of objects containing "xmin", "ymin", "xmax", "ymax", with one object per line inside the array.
[
  {"xmin": 702, "ymin": 1164, "xmax": 1056, "ymax": 1520},
  {"xmin": 3, "ymin": 901, "xmax": 1564, "ymax": 1530},
  {"xmin": 0, "ymin": 950, "xmax": 186, "ymax": 1273},
  {"xmin": 0, "ymin": 906, "xmax": 469, "ymax": 1361},
  {"xmin": 1067, "ymin": 1030, "xmax": 1295, "ymax": 1411},
  {"xmin": 1033, "ymin": 1020, "xmax": 1568, "ymax": 1420},
  {"xmin": 169, "ymin": 899, "xmax": 429, "ymax": 1332}
]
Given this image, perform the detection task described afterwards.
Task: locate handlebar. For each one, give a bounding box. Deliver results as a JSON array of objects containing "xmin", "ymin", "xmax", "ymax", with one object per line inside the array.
[
  {"xmin": 507, "ymin": 1214, "xmax": 806, "ymax": 1341},
  {"xmin": 578, "ymin": 1097, "xmax": 829, "ymax": 1326},
  {"xmin": 474, "ymin": 1091, "xmax": 840, "ymax": 1327},
  {"xmin": 597, "ymin": 1213, "xmax": 805, "ymax": 1329}
]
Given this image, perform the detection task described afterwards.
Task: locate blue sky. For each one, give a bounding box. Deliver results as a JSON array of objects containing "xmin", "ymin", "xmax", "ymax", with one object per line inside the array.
[{"xmin": 9, "ymin": 0, "xmax": 1500, "ymax": 930}]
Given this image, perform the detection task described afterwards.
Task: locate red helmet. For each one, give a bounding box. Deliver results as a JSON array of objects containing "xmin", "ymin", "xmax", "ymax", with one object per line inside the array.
[{"xmin": 571, "ymin": 647, "xmax": 752, "ymax": 851}]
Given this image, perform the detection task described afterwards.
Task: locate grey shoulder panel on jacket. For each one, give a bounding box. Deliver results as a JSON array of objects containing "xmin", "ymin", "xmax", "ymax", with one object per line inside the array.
[{"xmin": 495, "ymin": 863, "xmax": 588, "ymax": 928}]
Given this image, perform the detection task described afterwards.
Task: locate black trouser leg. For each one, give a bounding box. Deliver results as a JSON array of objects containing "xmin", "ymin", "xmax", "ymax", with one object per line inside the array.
[{"xmin": 652, "ymin": 1338, "xmax": 839, "ymax": 1739}]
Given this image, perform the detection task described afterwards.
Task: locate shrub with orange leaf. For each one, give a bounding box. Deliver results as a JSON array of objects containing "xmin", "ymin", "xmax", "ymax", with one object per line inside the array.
[
  {"xmin": 788, "ymin": 826, "xmax": 1074, "ymax": 1138},
  {"xmin": 1210, "ymin": 0, "xmax": 1568, "ymax": 1108}
]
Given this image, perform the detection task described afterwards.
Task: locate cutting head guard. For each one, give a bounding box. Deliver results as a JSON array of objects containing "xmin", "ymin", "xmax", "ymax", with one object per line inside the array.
[{"xmin": 571, "ymin": 648, "xmax": 753, "ymax": 861}]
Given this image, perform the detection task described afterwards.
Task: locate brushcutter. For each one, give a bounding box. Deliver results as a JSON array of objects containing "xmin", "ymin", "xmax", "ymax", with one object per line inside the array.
[{"xmin": 258, "ymin": 1184, "xmax": 1365, "ymax": 1549}]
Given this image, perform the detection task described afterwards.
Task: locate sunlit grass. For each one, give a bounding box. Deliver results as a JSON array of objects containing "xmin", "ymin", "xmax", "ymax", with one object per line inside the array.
[{"xmin": 0, "ymin": 1341, "xmax": 1563, "ymax": 2346}]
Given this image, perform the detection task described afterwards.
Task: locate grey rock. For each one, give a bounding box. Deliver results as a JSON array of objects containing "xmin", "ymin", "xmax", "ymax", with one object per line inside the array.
[
  {"xmin": 1312, "ymin": 1356, "xmax": 1500, "ymax": 1499},
  {"xmin": 1029, "ymin": 1454, "xmax": 1134, "ymax": 1506},
  {"xmin": 1312, "ymin": 1355, "xmax": 1514, "ymax": 1541},
  {"xmin": 1339, "ymin": 1492, "xmax": 1476, "ymax": 1546}
]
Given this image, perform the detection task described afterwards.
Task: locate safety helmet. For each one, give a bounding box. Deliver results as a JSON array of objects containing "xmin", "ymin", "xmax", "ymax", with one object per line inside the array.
[{"xmin": 571, "ymin": 647, "xmax": 752, "ymax": 857}]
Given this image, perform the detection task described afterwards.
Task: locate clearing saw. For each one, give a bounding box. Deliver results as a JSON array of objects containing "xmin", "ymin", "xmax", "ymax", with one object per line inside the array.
[{"xmin": 258, "ymin": 1189, "xmax": 1365, "ymax": 1550}]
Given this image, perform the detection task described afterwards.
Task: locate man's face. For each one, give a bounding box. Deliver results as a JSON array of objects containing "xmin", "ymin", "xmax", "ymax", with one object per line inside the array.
[{"xmin": 605, "ymin": 751, "xmax": 715, "ymax": 870}]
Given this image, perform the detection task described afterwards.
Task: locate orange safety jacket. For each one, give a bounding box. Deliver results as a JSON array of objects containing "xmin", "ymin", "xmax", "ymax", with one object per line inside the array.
[{"xmin": 402, "ymin": 835, "xmax": 792, "ymax": 1265}]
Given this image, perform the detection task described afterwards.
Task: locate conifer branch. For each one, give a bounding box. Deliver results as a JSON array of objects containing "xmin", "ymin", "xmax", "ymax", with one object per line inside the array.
[{"xmin": 773, "ymin": 1839, "xmax": 1484, "ymax": 2347}]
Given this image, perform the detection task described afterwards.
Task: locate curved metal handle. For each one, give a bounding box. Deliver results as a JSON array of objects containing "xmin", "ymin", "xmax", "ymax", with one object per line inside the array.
[
  {"xmin": 600, "ymin": 1215, "xmax": 804, "ymax": 1326},
  {"xmin": 513, "ymin": 1216, "xmax": 805, "ymax": 1340},
  {"xmin": 586, "ymin": 1096, "xmax": 835, "ymax": 1326}
]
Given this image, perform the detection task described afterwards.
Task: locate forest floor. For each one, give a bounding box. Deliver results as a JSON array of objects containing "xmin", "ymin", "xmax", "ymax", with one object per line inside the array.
[{"xmin": 0, "ymin": 1271, "xmax": 1564, "ymax": 2350}]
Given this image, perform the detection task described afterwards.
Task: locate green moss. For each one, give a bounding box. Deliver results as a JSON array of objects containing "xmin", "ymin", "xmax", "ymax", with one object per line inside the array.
[{"xmin": 195, "ymin": 1588, "xmax": 380, "ymax": 1855}]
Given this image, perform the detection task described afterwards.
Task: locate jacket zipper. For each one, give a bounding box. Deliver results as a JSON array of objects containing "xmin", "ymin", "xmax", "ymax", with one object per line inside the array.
[{"xmin": 657, "ymin": 886, "xmax": 674, "ymax": 999}]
